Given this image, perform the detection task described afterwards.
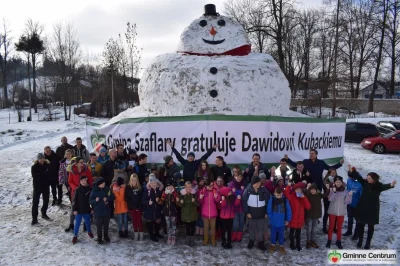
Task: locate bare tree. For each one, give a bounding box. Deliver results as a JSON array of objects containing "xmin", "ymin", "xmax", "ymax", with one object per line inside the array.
[
  {"xmin": 368, "ymin": 0, "xmax": 390, "ymax": 111},
  {"xmin": 0, "ymin": 18, "xmax": 12, "ymax": 108},
  {"xmin": 385, "ymin": 0, "xmax": 400, "ymax": 97},
  {"xmin": 47, "ymin": 22, "xmax": 81, "ymax": 120}
]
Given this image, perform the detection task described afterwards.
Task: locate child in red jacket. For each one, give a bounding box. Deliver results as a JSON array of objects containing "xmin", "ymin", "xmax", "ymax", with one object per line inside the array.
[
  {"xmin": 219, "ymin": 187, "xmax": 236, "ymax": 249},
  {"xmin": 284, "ymin": 182, "xmax": 311, "ymax": 251}
]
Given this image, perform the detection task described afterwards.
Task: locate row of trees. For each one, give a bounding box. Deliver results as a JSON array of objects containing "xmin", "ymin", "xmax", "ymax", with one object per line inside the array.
[
  {"xmin": 225, "ymin": 0, "xmax": 400, "ymax": 113},
  {"xmin": 0, "ymin": 19, "xmax": 142, "ymax": 119}
]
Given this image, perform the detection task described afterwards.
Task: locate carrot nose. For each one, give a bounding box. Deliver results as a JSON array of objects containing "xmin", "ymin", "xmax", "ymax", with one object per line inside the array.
[{"xmin": 210, "ymin": 26, "xmax": 217, "ymax": 36}]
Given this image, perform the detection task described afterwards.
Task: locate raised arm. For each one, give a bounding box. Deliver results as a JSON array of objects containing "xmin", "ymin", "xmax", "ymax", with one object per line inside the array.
[{"xmin": 171, "ymin": 147, "xmax": 187, "ymax": 165}]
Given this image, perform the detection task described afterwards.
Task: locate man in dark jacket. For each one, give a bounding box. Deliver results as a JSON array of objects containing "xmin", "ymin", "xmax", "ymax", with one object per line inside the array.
[
  {"xmin": 133, "ymin": 154, "xmax": 148, "ymax": 185},
  {"xmin": 116, "ymin": 144, "xmax": 129, "ymax": 162},
  {"xmin": 163, "ymin": 155, "xmax": 180, "ymax": 180},
  {"xmin": 285, "ymin": 149, "xmax": 344, "ymax": 190},
  {"xmin": 44, "ymin": 146, "xmax": 62, "ymax": 205},
  {"xmin": 210, "ymin": 156, "xmax": 232, "ymax": 185},
  {"xmin": 55, "ymin": 136, "xmax": 73, "ymax": 159},
  {"xmin": 243, "ymin": 153, "xmax": 269, "ymax": 184},
  {"xmin": 73, "ymin": 137, "xmax": 90, "ymax": 162},
  {"xmin": 31, "ymin": 153, "xmax": 51, "ymax": 225},
  {"xmin": 242, "ymin": 176, "xmax": 270, "ymax": 250},
  {"xmin": 167, "ymin": 140, "xmax": 218, "ymax": 182}
]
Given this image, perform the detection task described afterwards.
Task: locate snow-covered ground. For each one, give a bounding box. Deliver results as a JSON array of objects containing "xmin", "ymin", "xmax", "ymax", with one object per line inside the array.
[{"xmin": 0, "ymin": 109, "xmax": 398, "ymax": 266}]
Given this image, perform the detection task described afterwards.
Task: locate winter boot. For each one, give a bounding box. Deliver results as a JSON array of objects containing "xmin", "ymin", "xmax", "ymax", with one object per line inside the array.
[
  {"xmin": 104, "ymin": 235, "xmax": 110, "ymax": 243},
  {"xmin": 225, "ymin": 242, "xmax": 233, "ymax": 249},
  {"xmin": 41, "ymin": 213, "xmax": 51, "ymax": 220},
  {"xmin": 357, "ymin": 236, "xmax": 363, "ymax": 248},
  {"xmin": 306, "ymin": 240, "xmax": 313, "ymax": 249},
  {"xmin": 72, "ymin": 236, "xmax": 77, "ymax": 244},
  {"xmin": 31, "ymin": 219, "xmax": 38, "ymax": 225},
  {"xmin": 139, "ymin": 232, "xmax": 144, "ymax": 241},
  {"xmin": 364, "ymin": 241, "xmax": 371, "ymax": 250},
  {"xmin": 119, "ymin": 231, "xmax": 124, "ymax": 238},
  {"xmin": 352, "ymin": 234, "xmax": 359, "ymax": 241},
  {"xmin": 96, "ymin": 238, "xmax": 103, "ymax": 244},
  {"xmin": 336, "ymin": 240, "xmax": 343, "ymax": 249},
  {"xmin": 279, "ymin": 246, "xmax": 286, "ymax": 255},
  {"xmin": 171, "ymin": 236, "xmax": 176, "ymax": 245},
  {"xmin": 221, "ymin": 239, "xmax": 226, "ymax": 248},
  {"xmin": 123, "ymin": 230, "xmax": 128, "ymax": 238},
  {"xmin": 154, "ymin": 223, "xmax": 164, "ymax": 239},
  {"xmin": 269, "ymin": 244, "xmax": 276, "ymax": 253},
  {"xmin": 203, "ymin": 234, "xmax": 209, "ymax": 246},
  {"xmin": 211, "ymin": 236, "xmax": 216, "ymax": 246},
  {"xmin": 65, "ymin": 224, "xmax": 74, "ymax": 232},
  {"xmin": 311, "ymin": 240, "xmax": 319, "ymax": 248},
  {"xmin": 231, "ymin": 232, "xmax": 237, "ymax": 242},
  {"xmin": 237, "ymin": 232, "xmax": 243, "ymax": 242},
  {"xmin": 289, "ymin": 233, "xmax": 295, "ymax": 250},
  {"xmin": 247, "ymin": 240, "xmax": 255, "ymax": 249},
  {"xmin": 258, "ymin": 241, "xmax": 267, "ymax": 251},
  {"xmin": 88, "ymin": 232, "xmax": 94, "ymax": 238},
  {"xmin": 326, "ymin": 240, "xmax": 332, "ymax": 248},
  {"xmin": 364, "ymin": 230, "xmax": 373, "ymax": 250},
  {"xmin": 343, "ymin": 231, "xmax": 352, "ymax": 236},
  {"xmin": 57, "ymin": 199, "xmax": 62, "ymax": 205},
  {"xmin": 147, "ymin": 222, "xmax": 159, "ymax": 242}
]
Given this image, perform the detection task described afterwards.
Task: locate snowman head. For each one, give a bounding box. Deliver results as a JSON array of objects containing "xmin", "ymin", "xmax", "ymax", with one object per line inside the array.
[{"xmin": 177, "ymin": 4, "xmax": 251, "ymax": 56}]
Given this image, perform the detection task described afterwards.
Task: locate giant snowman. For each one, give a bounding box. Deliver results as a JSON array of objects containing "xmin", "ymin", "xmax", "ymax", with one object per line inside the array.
[{"xmin": 109, "ymin": 4, "xmax": 296, "ymax": 123}]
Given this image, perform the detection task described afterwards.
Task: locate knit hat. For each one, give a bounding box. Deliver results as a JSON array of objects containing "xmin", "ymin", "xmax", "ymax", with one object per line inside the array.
[
  {"xmin": 149, "ymin": 173, "xmax": 158, "ymax": 183},
  {"xmin": 99, "ymin": 147, "xmax": 107, "ymax": 153},
  {"xmin": 259, "ymin": 173, "xmax": 267, "ymax": 180},
  {"xmin": 36, "ymin": 153, "xmax": 45, "ymax": 160},
  {"xmin": 251, "ymin": 176, "xmax": 261, "ymax": 185},
  {"xmin": 80, "ymin": 175, "xmax": 88, "ymax": 181},
  {"xmin": 117, "ymin": 176, "xmax": 124, "ymax": 186},
  {"xmin": 187, "ymin": 152, "xmax": 195, "ymax": 158},
  {"xmin": 294, "ymin": 182, "xmax": 305, "ymax": 190},
  {"xmin": 334, "ymin": 176, "xmax": 343, "ymax": 182},
  {"xmin": 94, "ymin": 177, "xmax": 105, "ymax": 187},
  {"xmin": 309, "ymin": 183, "xmax": 318, "ymax": 191},
  {"xmin": 174, "ymin": 172, "xmax": 182, "ymax": 181},
  {"xmin": 163, "ymin": 155, "xmax": 173, "ymax": 164}
]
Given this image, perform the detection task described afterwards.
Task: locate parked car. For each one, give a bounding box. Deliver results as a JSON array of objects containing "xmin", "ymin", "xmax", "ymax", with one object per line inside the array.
[
  {"xmin": 377, "ymin": 121, "xmax": 400, "ymax": 132},
  {"xmin": 361, "ymin": 130, "xmax": 400, "ymax": 154},
  {"xmin": 345, "ymin": 122, "xmax": 381, "ymax": 143}
]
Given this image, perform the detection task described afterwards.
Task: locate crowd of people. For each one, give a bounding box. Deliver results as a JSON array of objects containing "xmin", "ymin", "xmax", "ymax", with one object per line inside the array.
[{"xmin": 31, "ymin": 136, "xmax": 397, "ymax": 253}]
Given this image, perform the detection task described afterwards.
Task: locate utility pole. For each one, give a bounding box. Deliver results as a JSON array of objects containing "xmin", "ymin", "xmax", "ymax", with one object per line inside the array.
[
  {"xmin": 111, "ymin": 63, "xmax": 115, "ymax": 117},
  {"xmin": 332, "ymin": 0, "xmax": 340, "ymax": 118}
]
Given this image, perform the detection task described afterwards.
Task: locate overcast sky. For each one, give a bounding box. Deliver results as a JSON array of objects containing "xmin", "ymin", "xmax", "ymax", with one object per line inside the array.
[{"xmin": 1, "ymin": 0, "xmax": 324, "ymax": 71}]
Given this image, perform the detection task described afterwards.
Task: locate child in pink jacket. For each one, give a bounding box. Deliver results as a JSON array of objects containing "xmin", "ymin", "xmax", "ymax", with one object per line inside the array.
[
  {"xmin": 219, "ymin": 186, "xmax": 236, "ymax": 249},
  {"xmin": 198, "ymin": 179, "xmax": 220, "ymax": 246}
]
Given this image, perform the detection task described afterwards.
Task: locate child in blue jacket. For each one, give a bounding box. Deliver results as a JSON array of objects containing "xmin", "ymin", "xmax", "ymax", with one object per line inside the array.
[
  {"xmin": 343, "ymin": 167, "xmax": 363, "ymax": 239},
  {"xmin": 267, "ymin": 187, "xmax": 292, "ymax": 254}
]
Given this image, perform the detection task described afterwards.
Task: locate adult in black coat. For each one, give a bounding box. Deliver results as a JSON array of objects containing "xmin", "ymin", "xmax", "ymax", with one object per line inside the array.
[
  {"xmin": 163, "ymin": 155, "xmax": 181, "ymax": 181},
  {"xmin": 31, "ymin": 153, "xmax": 51, "ymax": 224},
  {"xmin": 210, "ymin": 156, "xmax": 232, "ymax": 185},
  {"xmin": 167, "ymin": 141, "xmax": 218, "ymax": 182},
  {"xmin": 55, "ymin": 136, "xmax": 74, "ymax": 160},
  {"xmin": 347, "ymin": 165, "xmax": 397, "ymax": 250},
  {"xmin": 132, "ymin": 154, "xmax": 148, "ymax": 185},
  {"xmin": 291, "ymin": 161, "xmax": 312, "ymax": 184},
  {"xmin": 243, "ymin": 153, "xmax": 270, "ymax": 185},
  {"xmin": 44, "ymin": 146, "xmax": 62, "ymax": 205},
  {"xmin": 285, "ymin": 149, "xmax": 344, "ymax": 191}
]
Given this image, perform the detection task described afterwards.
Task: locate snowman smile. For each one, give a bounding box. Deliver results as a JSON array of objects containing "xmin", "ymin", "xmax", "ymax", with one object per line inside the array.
[{"xmin": 202, "ymin": 38, "xmax": 225, "ymax": 45}]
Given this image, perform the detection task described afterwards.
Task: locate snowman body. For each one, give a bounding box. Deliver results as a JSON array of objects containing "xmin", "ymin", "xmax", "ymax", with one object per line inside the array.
[{"xmin": 109, "ymin": 8, "xmax": 295, "ymax": 123}]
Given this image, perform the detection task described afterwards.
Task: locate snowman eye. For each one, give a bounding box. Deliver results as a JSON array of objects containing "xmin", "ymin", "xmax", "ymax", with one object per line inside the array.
[
  {"xmin": 199, "ymin": 20, "xmax": 207, "ymax": 27},
  {"xmin": 218, "ymin": 20, "xmax": 226, "ymax": 26}
]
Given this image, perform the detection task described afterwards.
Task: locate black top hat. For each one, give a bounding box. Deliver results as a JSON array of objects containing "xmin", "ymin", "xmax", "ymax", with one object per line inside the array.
[{"xmin": 204, "ymin": 4, "xmax": 219, "ymax": 16}]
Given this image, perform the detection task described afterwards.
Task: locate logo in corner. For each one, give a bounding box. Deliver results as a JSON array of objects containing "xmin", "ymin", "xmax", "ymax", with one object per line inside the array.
[
  {"xmin": 90, "ymin": 130, "xmax": 106, "ymax": 152},
  {"xmin": 328, "ymin": 250, "xmax": 342, "ymax": 263}
]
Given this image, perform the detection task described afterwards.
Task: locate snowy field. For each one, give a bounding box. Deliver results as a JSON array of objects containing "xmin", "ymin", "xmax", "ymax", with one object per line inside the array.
[{"xmin": 0, "ymin": 109, "xmax": 399, "ymax": 266}]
